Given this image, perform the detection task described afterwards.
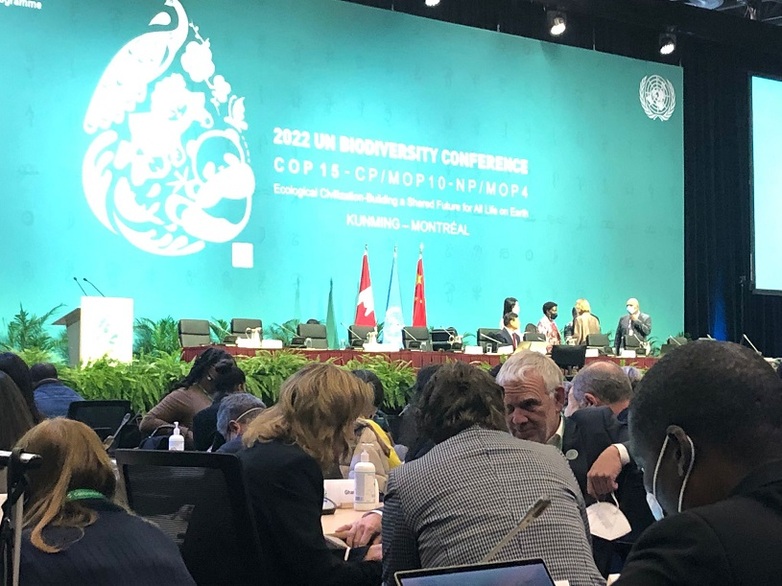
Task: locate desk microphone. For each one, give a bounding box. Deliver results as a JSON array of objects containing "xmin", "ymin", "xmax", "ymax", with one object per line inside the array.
[
  {"xmin": 481, "ymin": 496, "xmax": 552, "ymax": 563},
  {"xmin": 103, "ymin": 412, "xmax": 132, "ymax": 452},
  {"xmin": 83, "ymin": 277, "xmax": 105, "ymax": 297},
  {"xmin": 669, "ymin": 337, "xmax": 683, "ymax": 346},
  {"xmin": 742, "ymin": 333, "xmax": 762, "ymax": 355},
  {"xmin": 73, "ymin": 276, "xmax": 88, "ymax": 296}
]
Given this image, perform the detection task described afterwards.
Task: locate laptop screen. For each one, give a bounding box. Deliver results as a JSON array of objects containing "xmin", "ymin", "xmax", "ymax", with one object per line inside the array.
[{"xmin": 395, "ymin": 559, "xmax": 555, "ymax": 586}]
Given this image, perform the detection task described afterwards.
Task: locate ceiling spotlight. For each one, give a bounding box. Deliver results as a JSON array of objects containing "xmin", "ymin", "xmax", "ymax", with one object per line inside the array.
[
  {"xmin": 659, "ymin": 32, "xmax": 676, "ymax": 55},
  {"xmin": 547, "ymin": 11, "xmax": 567, "ymax": 37},
  {"xmin": 425, "ymin": 0, "xmax": 441, "ymax": 6}
]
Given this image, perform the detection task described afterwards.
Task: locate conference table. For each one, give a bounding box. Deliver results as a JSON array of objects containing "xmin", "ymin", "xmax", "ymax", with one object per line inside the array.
[{"xmin": 182, "ymin": 346, "xmax": 659, "ymax": 370}]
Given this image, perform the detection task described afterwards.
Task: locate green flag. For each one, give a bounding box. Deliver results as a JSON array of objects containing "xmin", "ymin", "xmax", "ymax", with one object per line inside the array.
[{"xmin": 326, "ymin": 279, "xmax": 339, "ymax": 349}]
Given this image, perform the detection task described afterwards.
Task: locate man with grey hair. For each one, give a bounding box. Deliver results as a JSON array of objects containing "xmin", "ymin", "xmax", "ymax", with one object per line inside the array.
[
  {"xmin": 215, "ymin": 393, "xmax": 266, "ymax": 454},
  {"xmin": 497, "ymin": 351, "xmax": 627, "ymax": 576}
]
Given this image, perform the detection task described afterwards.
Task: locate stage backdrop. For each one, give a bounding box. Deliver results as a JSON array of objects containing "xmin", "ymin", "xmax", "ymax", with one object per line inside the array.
[{"xmin": 0, "ymin": 0, "xmax": 683, "ymax": 344}]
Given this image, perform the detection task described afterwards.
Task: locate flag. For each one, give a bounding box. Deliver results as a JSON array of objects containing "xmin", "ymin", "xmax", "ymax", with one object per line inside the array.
[
  {"xmin": 382, "ymin": 247, "xmax": 404, "ymax": 350},
  {"xmin": 412, "ymin": 245, "xmax": 427, "ymax": 327},
  {"xmin": 326, "ymin": 279, "xmax": 339, "ymax": 349},
  {"xmin": 354, "ymin": 246, "xmax": 376, "ymax": 326}
]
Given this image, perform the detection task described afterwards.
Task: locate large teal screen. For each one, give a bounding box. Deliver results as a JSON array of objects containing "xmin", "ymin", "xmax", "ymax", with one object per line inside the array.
[{"xmin": 0, "ymin": 0, "xmax": 684, "ymax": 341}]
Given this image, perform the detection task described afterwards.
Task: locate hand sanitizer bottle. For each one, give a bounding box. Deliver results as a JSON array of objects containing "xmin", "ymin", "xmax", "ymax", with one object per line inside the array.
[
  {"xmin": 168, "ymin": 422, "xmax": 185, "ymax": 451},
  {"xmin": 353, "ymin": 444, "xmax": 378, "ymax": 511}
]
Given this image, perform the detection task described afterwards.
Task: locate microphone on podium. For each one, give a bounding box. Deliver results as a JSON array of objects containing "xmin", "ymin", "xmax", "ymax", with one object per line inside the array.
[
  {"xmin": 82, "ymin": 277, "xmax": 105, "ymax": 297},
  {"xmin": 73, "ymin": 276, "xmax": 88, "ymax": 296},
  {"xmin": 481, "ymin": 496, "xmax": 552, "ymax": 563}
]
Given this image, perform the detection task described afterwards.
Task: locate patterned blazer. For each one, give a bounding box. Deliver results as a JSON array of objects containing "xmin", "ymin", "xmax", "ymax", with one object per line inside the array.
[{"xmin": 381, "ymin": 427, "xmax": 605, "ymax": 586}]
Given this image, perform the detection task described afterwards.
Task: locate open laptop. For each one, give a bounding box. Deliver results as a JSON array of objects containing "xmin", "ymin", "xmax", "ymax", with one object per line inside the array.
[{"xmin": 394, "ymin": 559, "xmax": 555, "ymax": 586}]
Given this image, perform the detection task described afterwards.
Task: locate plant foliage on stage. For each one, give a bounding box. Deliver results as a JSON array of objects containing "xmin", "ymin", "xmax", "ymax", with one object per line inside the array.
[{"xmin": 2, "ymin": 309, "xmax": 417, "ymax": 415}]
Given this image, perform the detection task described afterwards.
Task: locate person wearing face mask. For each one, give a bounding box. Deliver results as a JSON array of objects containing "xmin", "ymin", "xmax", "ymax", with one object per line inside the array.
[
  {"xmin": 536, "ymin": 301, "xmax": 561, "ymax": 348},
  {"xmin": 613, "ymin": 298, "xmax": 652, "ymax": 354},
  {"xmin": 615, "ymin": 340, "xmax": 782, "ymax": 585}
]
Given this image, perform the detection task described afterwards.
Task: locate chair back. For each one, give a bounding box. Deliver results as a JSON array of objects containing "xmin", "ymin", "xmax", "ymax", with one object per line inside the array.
[
  {"xmin": 550, "ymin": 344, "xmax": 587, "ymax": 370},
  {"xmin": 179, "ymin": 319, "xmax": 211, "ymax": 347},
  {"xmin": 67, "ymin": 400, "xmax": 132, "ymax": 441},
  {"xmin": 402, "ymin": 327, "xmax": 431, "ymax": 350},
  {"xmin": 476, "ymin": 328, "xmax": 505, "ymax": 353},
  {"xmin": 231, "ymin": 318, "xmax": 262, "ymax": 336},
  {"xmin": 348, "ymin": 325, "xmax": 375, "ymax": 347},
  {"xmin": 586, "ymin": 333, "xmax": 610, "ymax": 347},
  {"xmin": 523, "ymin": 332, "xmax": 546, "ymax": 342},
  {"xmin": 115, "ymin": 449, "xmax": 264, "ymax": 585}
]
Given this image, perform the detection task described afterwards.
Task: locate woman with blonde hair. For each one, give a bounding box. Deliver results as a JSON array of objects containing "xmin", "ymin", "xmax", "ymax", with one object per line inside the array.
[
  {"xmin": 16, "ymin": 418, "xmax": 195, "ymax": 585},
  {"xmin": 572, "ymin": 298, "xmax": 601, "ymax": 345},
  {"xmin": 238, "ymin": 362, "xmax": 382, "ymax": 585}
]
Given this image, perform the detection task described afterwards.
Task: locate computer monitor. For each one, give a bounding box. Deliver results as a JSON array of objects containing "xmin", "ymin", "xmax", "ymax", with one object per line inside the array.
[
  {"xmin": 476, "ymin": 328, "xmax": 505, "ymax": 353},
  {"xmin": 550, "ymin": 344, "xmax": 586, "ymax": 370},
  {"xmin": 394, "ymin": 559, "xmax": 555, "ymax": 586}
]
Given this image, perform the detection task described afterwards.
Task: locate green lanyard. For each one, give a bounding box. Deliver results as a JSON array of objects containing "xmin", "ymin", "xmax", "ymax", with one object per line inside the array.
[{"xmin": 65, "ymin": 489, "xmax": 105, "ymax": 502}]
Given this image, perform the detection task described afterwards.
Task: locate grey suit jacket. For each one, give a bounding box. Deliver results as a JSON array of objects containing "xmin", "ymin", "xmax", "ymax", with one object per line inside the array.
[
  {"xmin": 613, "ymin": 312, "xmax": 652, "ymax": 350},
  {"xmin": 381, "ymin": 426, "xmax": 604, "ymax": 586}
]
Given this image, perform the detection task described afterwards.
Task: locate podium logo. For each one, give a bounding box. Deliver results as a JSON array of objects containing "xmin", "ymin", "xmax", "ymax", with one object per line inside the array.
[
  {"xmin": 639, "ymin": 75, "xmax": 676, "ymax": 122},
  {"xmin": 82, "ymin": 0, "xmax": 255, "ymax": 256}
]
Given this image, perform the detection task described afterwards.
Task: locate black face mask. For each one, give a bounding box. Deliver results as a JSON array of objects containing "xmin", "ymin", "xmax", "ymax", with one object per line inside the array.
[{"xmin": 550, "ymin": 312, "xmax": 558, "ymax": 320}]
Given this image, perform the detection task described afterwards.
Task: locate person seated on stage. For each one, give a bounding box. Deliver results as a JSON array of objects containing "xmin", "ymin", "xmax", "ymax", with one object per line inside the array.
[
  {"xmin": 382, "ymin": 361, "xmax": 604, "ymax": 586},
  {"xmin": 0, "ymin": 352, "xmax": 43, "ymax": 423},
  {"xmin": 341, "ymin": 370, "xmax": 401, "ymax": 495},
  {"xmin": 536, "ymin": 301, "xmax": 562, "ymax": 347},
  {"xmin": 497, "ymin": 351, "xmax": 632, "ymax": 576},
  {"xmin": 563, "ymin": 306, "xmax": 578, "ymax": 341},
  {"xmin": 569, "ymin": 362, "xmax": 654, "ymax": 574},
  {"xmin": 499, "ymin": 296, "xmax": 520, "ymax": 328},
  {"xmin": 215, "ymin": 392, "xmax": 266, "ymax": 454},
  {"xmin": 496, "ymin": 312, "xmax": 521, "ymax": 349},
  {"xmin": 572, "ymin": 298, "xmax": 601, "ymax": 345},
  {"xmin": 29, "ymin": 362, "xmax": 84, "ymax": 418},
  {"xmin": 238, "ymin": 363, "xmax": 382, "ymax": 585},
  {"xmin": 140, "ymin": 347, "xmax": 235, "ymax": 448},
  {"xmin": 615, "ymin": 341, "xmax": 782, "ymax": 585},
  {"xmin": 16, "ymin": 418, "xmax": 195, "ymax": 586},
  {"xmin": 192, "ymin": 364, "xmax": 247, "ymax": 451},
  {"xmin": 613, "ymin": 298, "xmax": 652, "ymax": 354}
]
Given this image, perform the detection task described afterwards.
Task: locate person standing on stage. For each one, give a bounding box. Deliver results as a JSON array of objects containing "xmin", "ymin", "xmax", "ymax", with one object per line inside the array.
[
  {"xmin": 499, "ymin": 297, "xmax": 520, "ymax": 329},
  {"xmin": 572, "ymin": 299, "xmax": 601, "ymax": 345},
  {"xmin": 497, "ymin": 312, "xmax": 521, "ymax": 350},
  {"xmin": 613, "ymin": 298, "xmax": 652, "ymax": 354},
  {"xmin": 537, "ymin": 301, "xmax": 561, "ymax": 347}
]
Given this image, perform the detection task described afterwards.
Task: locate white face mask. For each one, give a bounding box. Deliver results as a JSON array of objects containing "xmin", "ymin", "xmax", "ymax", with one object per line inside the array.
[
  {"xmin": 626, "ymin": 306, "xmax": 635, "ymax": 314},
  {"xmin": 586, "ymin": 493, "xmax": 632, "ymax": 540},
  {"xmin": 646, "ymin": 431, "xmax": 696, "ymax": 520}
]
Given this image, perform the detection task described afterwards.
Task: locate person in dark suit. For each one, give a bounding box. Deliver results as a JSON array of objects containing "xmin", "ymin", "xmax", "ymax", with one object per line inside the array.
[
  {"xmin": 382, "ymin": 362, "xmax": 603, "ymax": 586},
  {"xmin": 613, "ymin": 298, "xmax": 652, "ymax": 353},
  {"xmin": 497, "ymin": 351, "xmax": 644, "ymax": 576},
  {"xmin": 16, "ymin": 418, "xmax": 194, "ymax": 586},
  {"xmin": 615, "ymin": 340, "xmax": 782, "ymax": 585},
  {"xmin": 192, "ymin": 364, "xmax": 246, "ymax": 451},
  {"xmin": 238, "ymin": 363, "xmax": 382, "ymax": 585},
  {"xmin": 495, "ymin": 312, "xmax": 521, "ymax": 349},
  {"xmin": 569, "ymin": 362, "xmax": 655, "ymax": 573}
]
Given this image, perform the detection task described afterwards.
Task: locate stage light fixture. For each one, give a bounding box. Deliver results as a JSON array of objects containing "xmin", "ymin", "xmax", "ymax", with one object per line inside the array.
[
  {"xmin": 425, "ymin": 0, "xmax": 441, "ymax": 6},
  {"xmin": 659, "ymin": 32, "xmax": 676, "ymax": 55},
  {"xmin": 547, "ymin": 11, "xmax": 567, "ymax": 37}
]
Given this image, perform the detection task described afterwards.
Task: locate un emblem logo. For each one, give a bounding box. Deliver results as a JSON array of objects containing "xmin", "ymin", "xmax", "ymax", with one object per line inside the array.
[{"xmin": 639, "ymin": 75, "xmax": 676, "ymax": 121}]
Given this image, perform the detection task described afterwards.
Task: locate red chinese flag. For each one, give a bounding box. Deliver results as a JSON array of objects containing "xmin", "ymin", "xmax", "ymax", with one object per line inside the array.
[
  {"xmin": 412, "ymin": 251, "xmax": 427, "ymax": 327},
  {"xmin": 354, "ymin": 250, "xmax": 376, "ymax": 326}
]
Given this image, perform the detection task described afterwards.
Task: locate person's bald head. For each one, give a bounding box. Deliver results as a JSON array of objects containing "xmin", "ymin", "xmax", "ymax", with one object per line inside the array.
[{"xmin": 571, "ymin": 361, "xmax": 632, "ymax": 412}]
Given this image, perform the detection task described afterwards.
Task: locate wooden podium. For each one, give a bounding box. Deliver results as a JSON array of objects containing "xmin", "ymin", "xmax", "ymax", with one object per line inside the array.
[{"xmin": 54, "ymin": 297, "xmax": 134, "ymax": 365}]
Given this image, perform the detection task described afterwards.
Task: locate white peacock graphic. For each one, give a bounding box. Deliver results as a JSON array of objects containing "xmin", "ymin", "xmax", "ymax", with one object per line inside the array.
[{"xmin": 82, "ymin": 0, "xmax": 255, "ymax": 256}]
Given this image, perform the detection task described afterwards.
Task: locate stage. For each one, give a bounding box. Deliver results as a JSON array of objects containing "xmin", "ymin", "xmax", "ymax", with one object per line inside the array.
[{"xmin": 181, "ymin": 346, "xmax": 659, "ymax": 370}]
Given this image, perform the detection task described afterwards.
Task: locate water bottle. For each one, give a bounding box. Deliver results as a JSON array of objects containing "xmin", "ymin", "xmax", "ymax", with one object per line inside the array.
[{"xmin": 168, "ymin": 421, "xmax": 185, "ymax": 451}]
